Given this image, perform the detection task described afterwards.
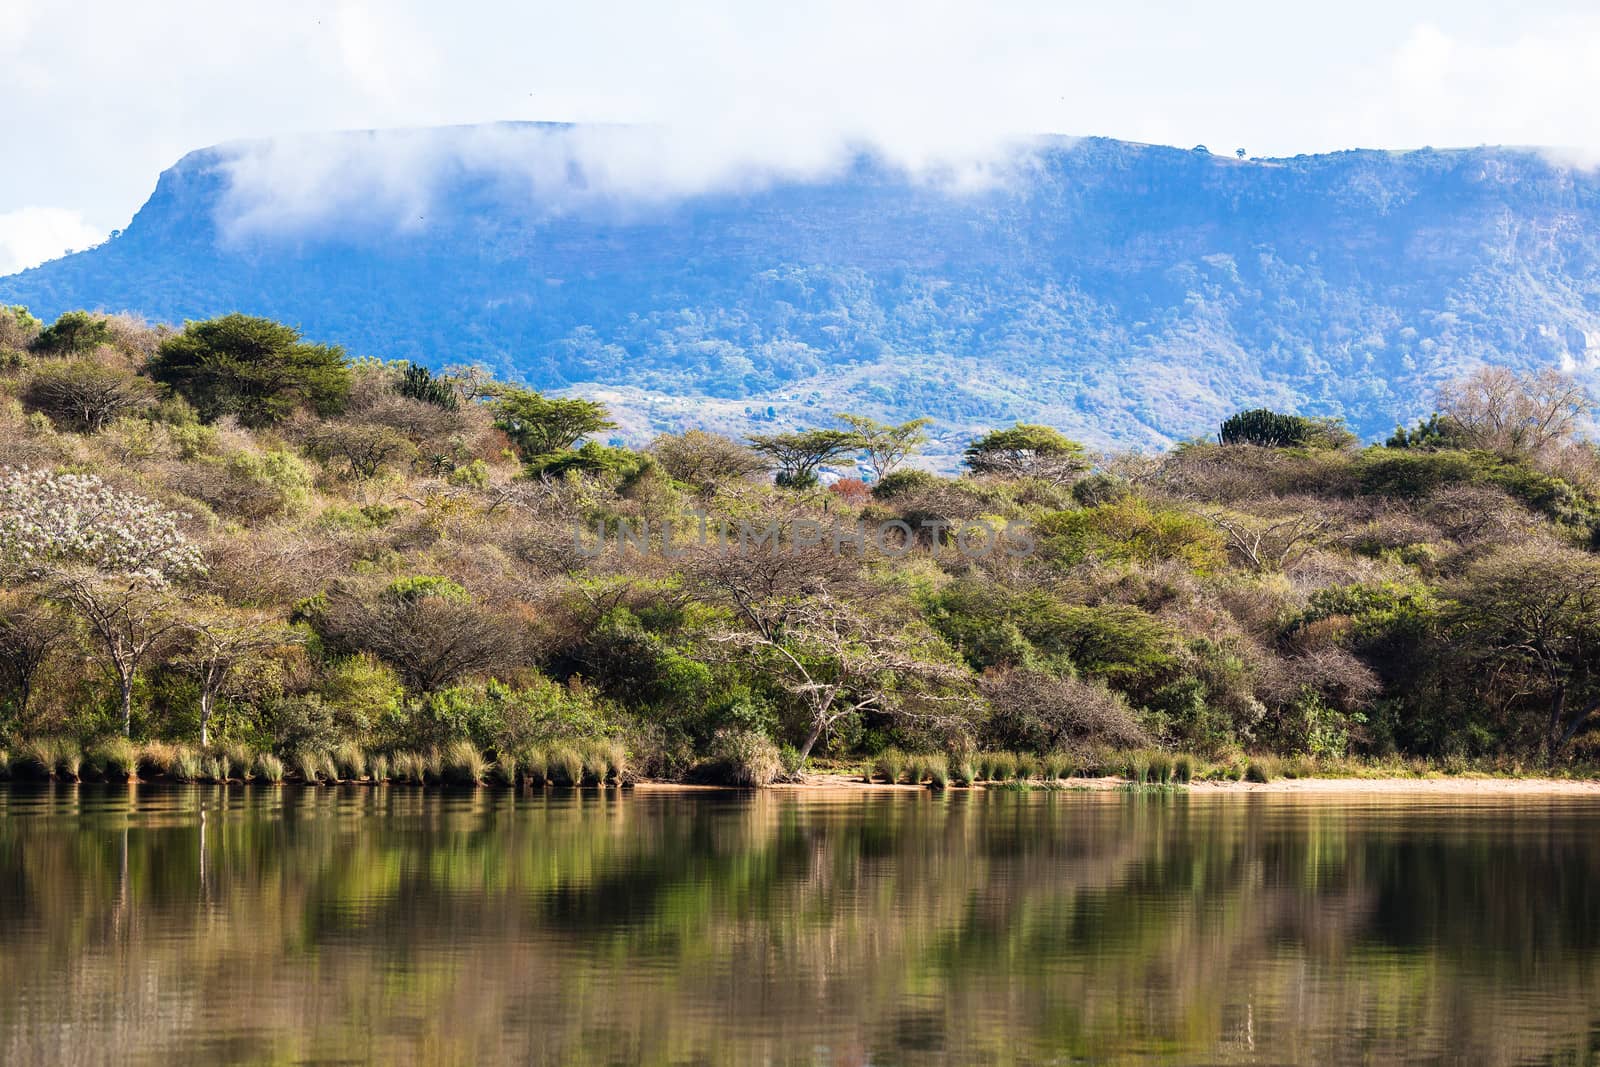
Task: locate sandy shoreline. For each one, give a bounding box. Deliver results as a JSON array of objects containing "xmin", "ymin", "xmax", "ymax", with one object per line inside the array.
[{"xmin": 717, "ymin": 774, "xmax": 1600, "ymax": 796}]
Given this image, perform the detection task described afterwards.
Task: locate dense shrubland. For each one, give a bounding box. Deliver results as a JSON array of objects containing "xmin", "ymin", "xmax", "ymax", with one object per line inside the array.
[{"xmin": 5, "ymin": 306, "xmax": 1600, "ymax": 784}]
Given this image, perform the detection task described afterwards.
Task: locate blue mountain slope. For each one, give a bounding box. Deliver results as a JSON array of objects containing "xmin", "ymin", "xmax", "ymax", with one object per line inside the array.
[{"xmin": 5, "ymin": 124, "xmax": 1600, "ymax": 450}]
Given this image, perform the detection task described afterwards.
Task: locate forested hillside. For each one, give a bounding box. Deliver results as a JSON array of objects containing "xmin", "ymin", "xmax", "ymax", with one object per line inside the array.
[
  {"xmin": 5, "ymin": 125, "xmax": 1600, "ymax": 455},
  {"xmin": 6, "ymin": 307, "xmax": 1600, "ymax": 786}
]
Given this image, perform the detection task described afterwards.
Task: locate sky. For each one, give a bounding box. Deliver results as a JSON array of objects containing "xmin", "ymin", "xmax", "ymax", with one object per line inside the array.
[{"xmin": 4, "ymin": 0, "xmax": 1600, "ymax": 273}]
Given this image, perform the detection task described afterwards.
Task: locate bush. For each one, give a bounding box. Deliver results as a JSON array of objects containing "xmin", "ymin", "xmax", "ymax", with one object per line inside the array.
[{"xmin": 706, "ymin": 728, "xmax": 781, "ymax": 787}]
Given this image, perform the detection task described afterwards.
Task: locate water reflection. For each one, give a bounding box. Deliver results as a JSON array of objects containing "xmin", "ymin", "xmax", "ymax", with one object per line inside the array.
[{"xmin": 1, "ymin": 785, "xmax": 1598, "ymax": 1065}]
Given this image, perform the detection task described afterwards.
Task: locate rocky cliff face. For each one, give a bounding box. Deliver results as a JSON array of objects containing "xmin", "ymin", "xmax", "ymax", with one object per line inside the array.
[{"xmin": 5, "ymin": 124, "xmax": 1600, "ymax": 450}]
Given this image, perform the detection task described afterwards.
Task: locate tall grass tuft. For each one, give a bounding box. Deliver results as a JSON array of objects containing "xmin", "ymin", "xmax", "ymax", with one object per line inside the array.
[
  {"xmin": 368, "ymin": 752, "xmax": 390, "ymax": 783},
  {"xmin": 926, "ymin": 754, "xmax": 950, "ymax": 790},
  {"xmin": 422, "ymin": 748, "xmax": 443, "ymax": 785},
  {"xmin": 548, "ymin": 745, "xmax": 584, "ymax": 787},
  {"xmin": 222, "ymin": 742, "xmax": 255, "ymax": 781},
  {"xmin": 707, "ymin": 729, "xmax": 781, "ymax": 787},
  {"xmin": 293, "ymin": 749, "xmax": 324, "ymax": 785},
  {"xmin": 88, "ymin": 737, "xmax": 138, "ymax": 780},
  {"xmin": 18, "ymin": 738, "xmax": 62, "ymax": 779},
  {"xmin": 1285, "ymin": 756, "xmax": 1316, "ymax": 780},
  {"xmin": 904, "ymin": 756, "xmax": 926, "ymax": 785},
  {"xmin": 953, "ymin": 759, "xmax": 976, "ymax": 787},
  {"xmin": 1124, "ymin": 751, "xmax": 1151, "ymax": 785},
  {"xmin": 491, "ymin": 752, "xmax": 517, "ymax": 786},
  {"xmin": 1016, "ymin": 753, "xmax": 1041, "ymax": 781},
  {"xmin": 138, "ymin": 741, "xmax": 176, "ymax": 780},
  {"xmin": 202, "ymin": 757, "xmax": 223, "ymax": 783},
  {"xmin": 256, "ymin": 753, "xmax": 285, "ymax": 783},
  {"xmin": 1148, "ymin": 752, "xmax": 1174, "ymax": 785},
  {"xmin": 392, "ymin": 751, "xmax": 425, "ymax": 784},
  {"xmin": 875, "ymin": 748, "xmax": 907, "ymax": 785},
  {"xmin": 1042, "ymin": 752, "xmax": 1071, "ymax": 782},
  {"xmin": 444, "ymin": 740, "xmax": 487, "ymax": 785},
  {"xmin": 581, "ymin": 745, "xmax": 609, "ymax": 785},
  {"xmin": 520, "ymin": 747, "xmax": 548, "ymax": 787},
  {"xmin": 170, "ymin": 746, "xmax": 203, "ymax": 783},
  {"xmin": 990, "ymin": 752, "xmax": 1018, "ymax": 782},
  {"xmin": 1245, "ymin": 756, "xmax": 1281, "ymax": 783},
  {"xmin": 333, "ymin": 742, "xmax": 368, "ymax": 781},
  {"xmin": 601, "ymin": 741, "xmax": 628, "ymax": 784},
  {"xmin": 0, "ymin": 749, "xmax": 9, "ymax": 780},
  {"xmin": 1174, "ymin": 755, "xmax": 1195, "ymax": 784},
  {"xmin": 57, "ymin": 741, "xmax": 82, "ymax": 781}
]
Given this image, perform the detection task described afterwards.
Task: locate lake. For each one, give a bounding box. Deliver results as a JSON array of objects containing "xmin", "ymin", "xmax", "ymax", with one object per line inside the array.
[{"xmin": 0, "ymin": 784, "xmax": 1597, "ymax": 1065}]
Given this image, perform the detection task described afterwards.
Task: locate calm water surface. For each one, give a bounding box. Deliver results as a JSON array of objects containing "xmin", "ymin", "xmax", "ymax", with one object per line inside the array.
[{"xmin": 1, "ymin": 784, "xmax": 1598, "ymax": 1065}]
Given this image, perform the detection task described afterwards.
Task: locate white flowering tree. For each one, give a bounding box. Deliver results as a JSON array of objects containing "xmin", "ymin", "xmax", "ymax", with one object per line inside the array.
[{"xmin": 0, "ymin": 468, "xmax": 204, "ymax": 735}]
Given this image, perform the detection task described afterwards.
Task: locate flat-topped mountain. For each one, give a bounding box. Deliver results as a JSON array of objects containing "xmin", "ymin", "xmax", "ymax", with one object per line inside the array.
[{"xmin": 5, "ymin": 123, "xmax": 1600, "ymax": 451}]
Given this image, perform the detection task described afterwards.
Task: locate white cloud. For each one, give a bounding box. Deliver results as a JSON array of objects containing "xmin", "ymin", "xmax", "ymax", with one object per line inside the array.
[
  {"xmin": 0, "ymin": 207, "xmax": 106, "ymax": 275},
  {"xmin": 4, "ymin": 0, "xmax": 1600, "ymax": 235}
]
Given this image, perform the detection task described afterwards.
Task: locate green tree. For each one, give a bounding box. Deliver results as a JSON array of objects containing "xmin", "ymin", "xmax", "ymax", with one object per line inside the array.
[
  {"xmin": 491, "ymin": 387, "xmax": 614, "ymax": 461},
  {"xmin": 835, "ymin": 414, "xmax": 931, "ymax": 481},
  {"xmin": 148, "ymin": 314, "xmax": 351, "ymax": 427},
  {"xmin": 963, "ymin": 423, "xmax": 1088, "ymax": 485},
  {"xmin": 31, "ymin": 311, "xmax": 110, "ymax": 356},
  {"xmin": 747, "ymin": 429, "xmax": 859, "ymax": 489}
]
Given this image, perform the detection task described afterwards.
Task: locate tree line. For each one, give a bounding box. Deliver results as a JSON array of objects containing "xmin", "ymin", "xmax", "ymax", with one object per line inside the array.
[{"xmin": 4, "ymin": 305, "xmax": 1600, "ymax": 783}]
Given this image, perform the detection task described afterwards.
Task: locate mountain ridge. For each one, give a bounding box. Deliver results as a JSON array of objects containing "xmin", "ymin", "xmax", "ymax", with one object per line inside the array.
[{"xmin": 5, "ymin": 124, "xmax": 1600, "ymax": 455}]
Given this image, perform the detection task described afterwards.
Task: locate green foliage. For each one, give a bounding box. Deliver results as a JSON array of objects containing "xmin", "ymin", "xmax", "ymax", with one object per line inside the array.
[
  {"xmin": 491, "ymin": 387, "xmax": 614, "ymax": 461},
  {"xmin": 32, "ymin": 311, "xmax": 111, "ymax": 356},
  {"xmin": 149, "ymin": 314, "xmax": 351, "ymax": 426},
  {"xmin": 397, "ymin": 364, "xmax": 459, "ymax": 410},
  {"xmin": 1386, "ymin": 413, "xmax": 1464, "ymax": 450},
  {"xmin": 963, "ymin": 423, "xmax": 1088, "ymax": 484},
  {"xmin": 1034, "ymin": 498, "xmax": 1227, "ymax": 574},
  {"xmin": 1219, "ymin": 408, "xmax": 1352, "ymax": 449}
]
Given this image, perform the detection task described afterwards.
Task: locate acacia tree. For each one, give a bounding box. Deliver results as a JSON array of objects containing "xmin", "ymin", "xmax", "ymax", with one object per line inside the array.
[
  {"xmin": 491, "ymin": 387, "xmax": 614, "ymax": 461},
  {"xmin": 747, "ymin": 429, "xmax": 859, "ymax": 489},
  {"xmin": 963, "ymin": 423, "xmax": 1089, "ymax": 486},
  {"xmin": 694, "ymin": 546, "xmax": 965, "ymax": 765},
  {"xmin": 174, "ymin": 605, "xmax": 298, "ymax": 745},
  {"xmin": 0, "ymin": 468, "xmax": 203, "ymax": 734},
  {"xmin": 310, "ymin": 576, "xmax": 518, "ymax": 693},
  {"xmin": 835, "ymin": 414, "xmax": 931, "ymax": 481},
  {"xmin": 1447, "ymin": 542, "xmax": 1600, "ymax": 758}
]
